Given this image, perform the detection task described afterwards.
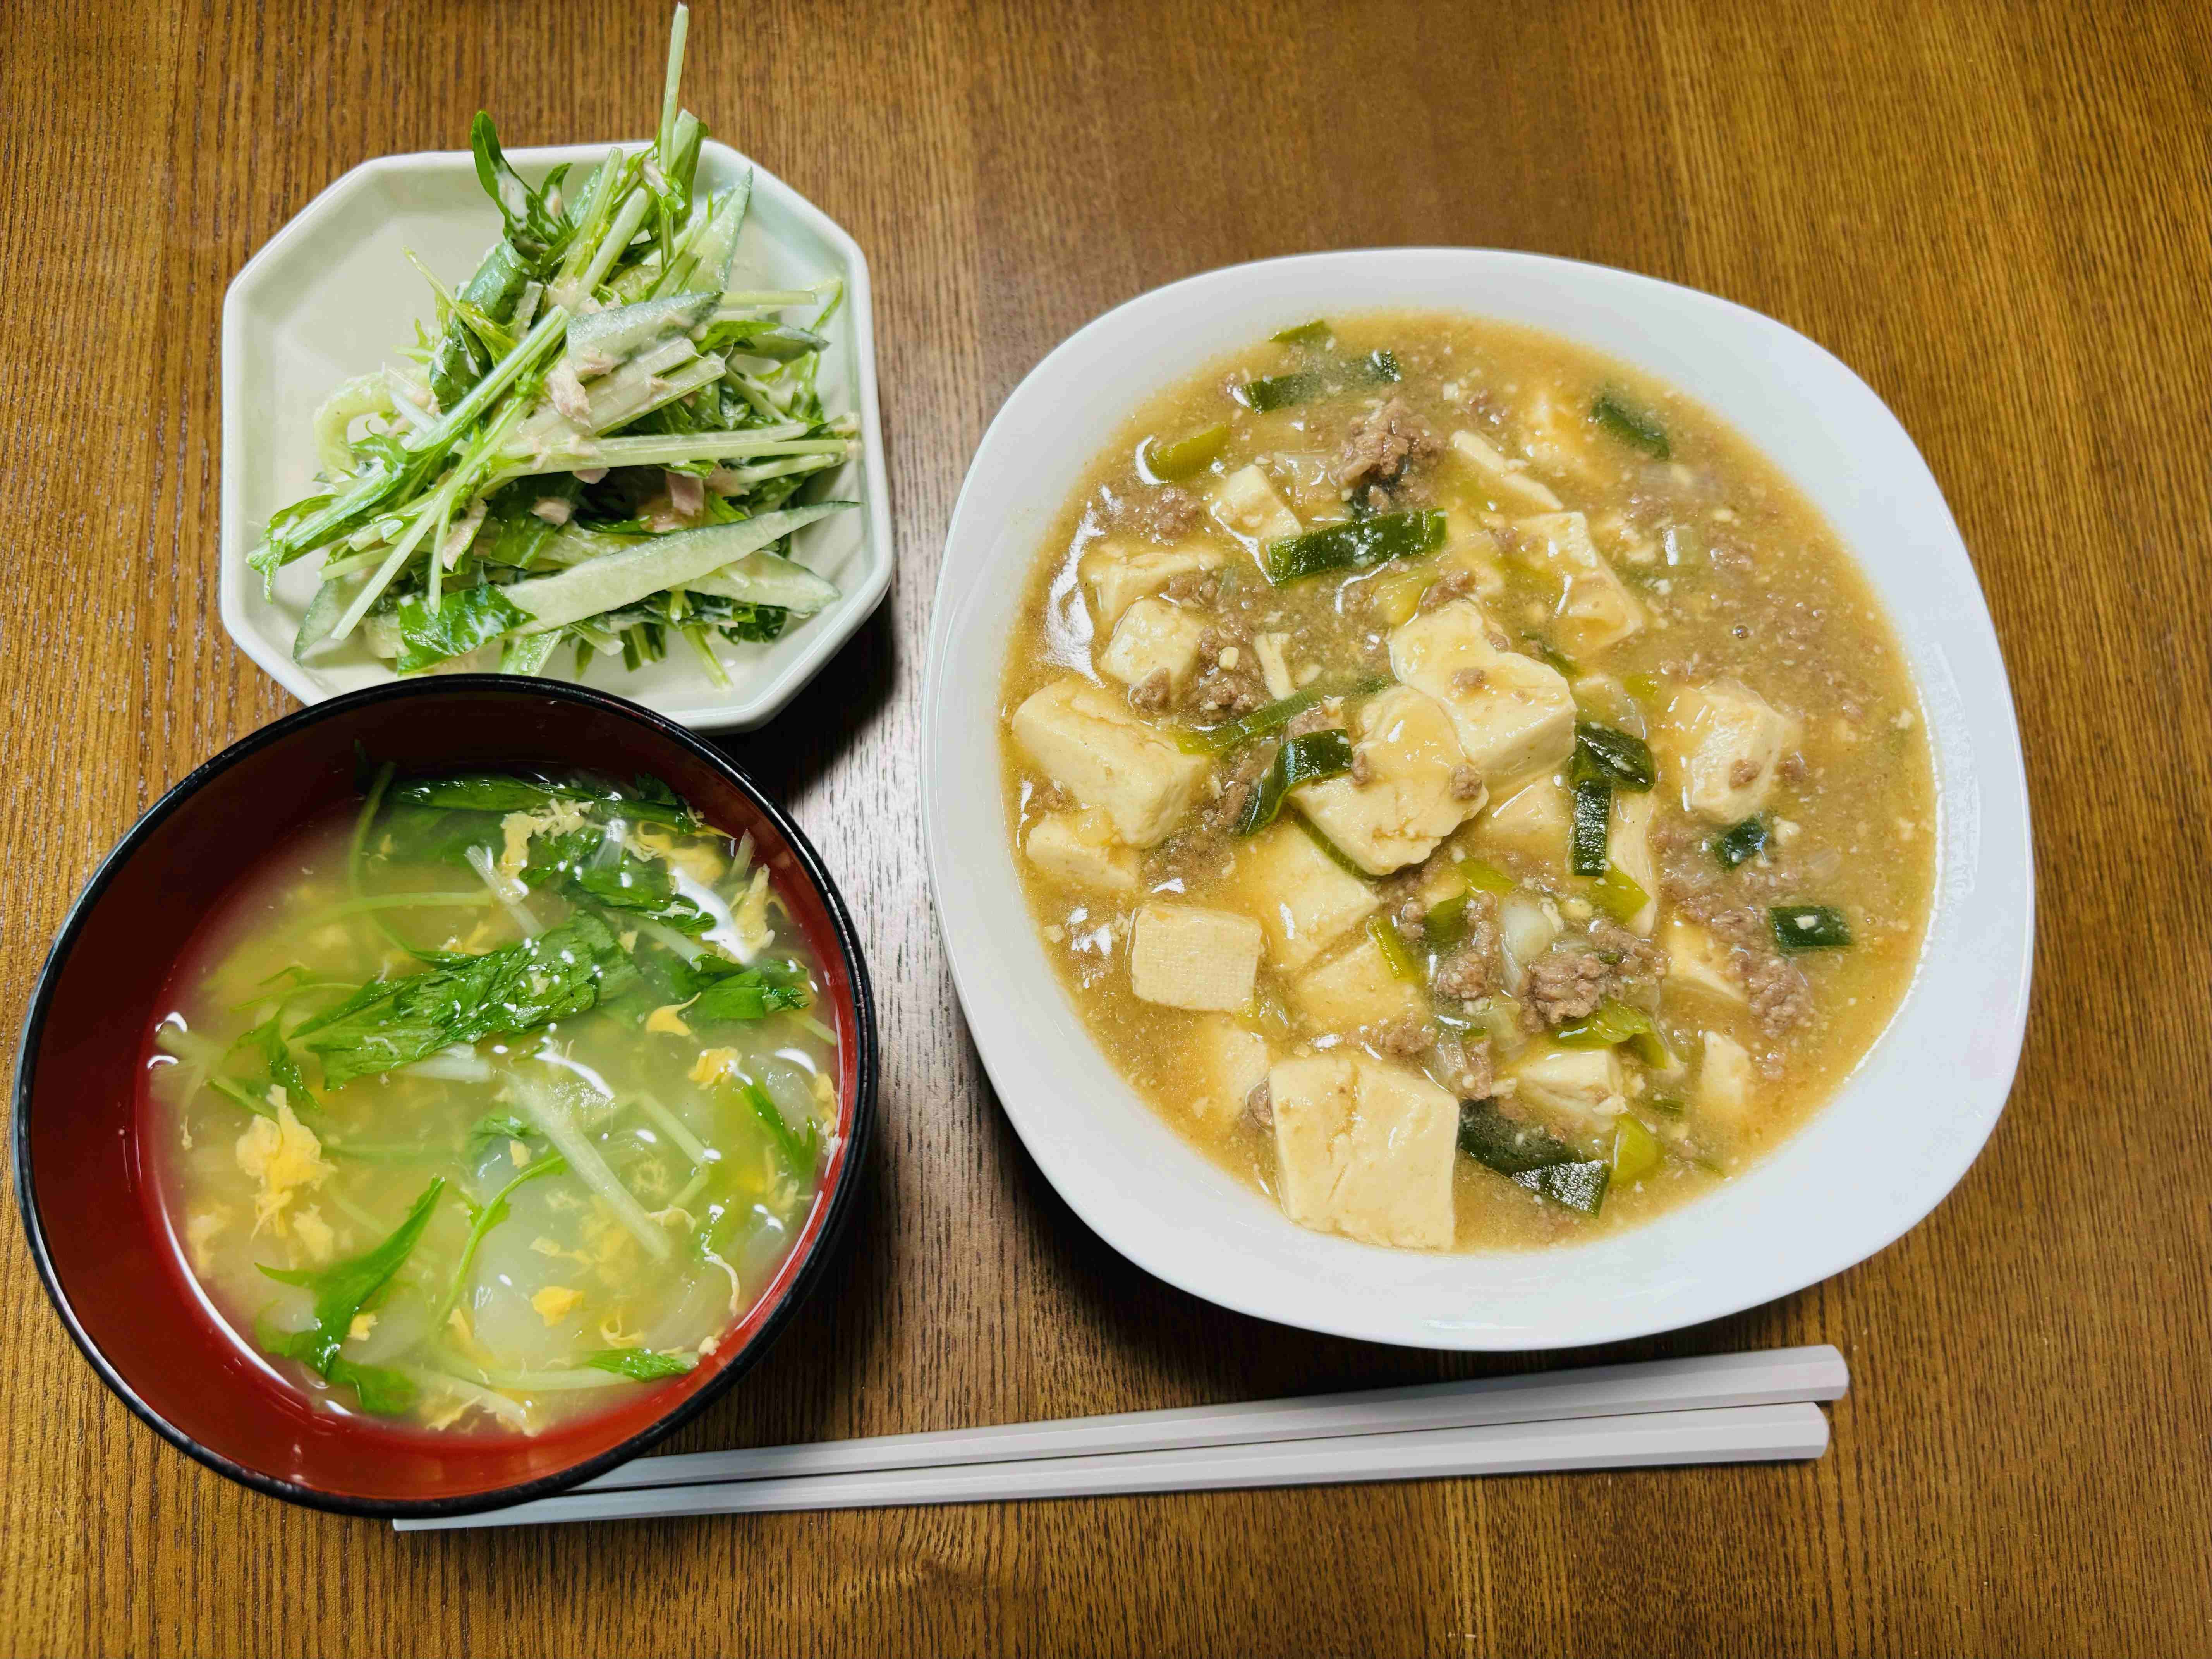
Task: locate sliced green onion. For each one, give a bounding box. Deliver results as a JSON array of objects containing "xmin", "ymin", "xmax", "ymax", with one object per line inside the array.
[
  {"xmin": 1457, "ymin": 1100, "xmax": 1609, "ymax": 1216},
  {"xmin": 1591, "ymin": 391, "xmax": 1671, "ymax": 459},
  {"xmin": 1587, "ymin": 865, "xmax": 1650, "ymax": 924},
  {"xmin": 1575, "ymin": 722, "xmax": 1656, "ymax": 791},
  {"xmin": 1611, "ymin": 1114, "xmax": 1661, "ymax": 1183},
  {"xmin": 1235, "ymin": 730, "xmax": 1353, "ymax": 836},
  {"xmin": 1770, "ymin": 905, "xmax": 1851, "ymax": 951},
  {"xmin": 1366, "ymin": 915, "xmax": 1423, "ymax": 982},
  {"xmin": 1714, "ymin": 817, "xmax": 1769, "ymax": 870},
  {"xmin": 1554, "ymin": 1000, "xmax": 1671, "ymax": 1068},
  {"xmin": 1263, "ymin": 511, "xmax": 1446, "ymax": 586},
  {"xmin": 1456, "ymin": 856, "xmax": 1517, "ymax": 895}
]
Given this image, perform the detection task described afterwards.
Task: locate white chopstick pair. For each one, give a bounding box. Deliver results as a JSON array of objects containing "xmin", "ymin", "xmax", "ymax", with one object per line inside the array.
[{"xmin": 397, "ymin": 1344, "xmax": 1846, "ymax": 1530}]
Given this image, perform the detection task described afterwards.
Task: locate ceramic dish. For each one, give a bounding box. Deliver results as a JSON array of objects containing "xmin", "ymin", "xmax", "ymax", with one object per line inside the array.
[
  {"xmin": 13, "ymin": 678, "xmax": 877, "ymax": 1515},
  {"xmin": 219, "ymin": 141, "xmax": 892, "ymax": 731},
  {"xmin": 923, "ymin": 248, "xmax": 2033, "ymax": 1352}
]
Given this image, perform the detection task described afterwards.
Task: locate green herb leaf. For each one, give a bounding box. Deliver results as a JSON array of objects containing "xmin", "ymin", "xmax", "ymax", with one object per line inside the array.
[
  {"xmin": 395, "ymin": 583, "xmax": 529, "ymax": 673},
  {"xmin": 291, "ymin": 914, "xmax": 635, "ymax": 1088},
  {"xmin": 257, "ymin": 1178, "xmax": 447, "ymax": 1379},
  {"xmin": 386, "ymin": 771, "xmax": 699, "ymax": 831},
  {"xmin": 1235, "ymin": 730, "xmax": 1355, "ymax": 836},
  {"xmin": 675, "ymin": 955, "xmax": 811, "ymax": 1022},
  {"xmin": 584, "ymin": 1347, "xmax": 698, "ymax": 1381}
]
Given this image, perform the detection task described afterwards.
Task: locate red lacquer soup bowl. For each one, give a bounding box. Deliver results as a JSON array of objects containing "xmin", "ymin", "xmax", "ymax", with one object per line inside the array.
[{"xmin": 12, "ymin": 678, "xmax": 877, "ymax": 1516}]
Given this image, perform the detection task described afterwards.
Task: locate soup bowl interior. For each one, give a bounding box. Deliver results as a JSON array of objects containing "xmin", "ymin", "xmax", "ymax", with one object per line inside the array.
[
  {"xmin": 924, "ymin": 248, "xmax": 2032, "ymax": 1351},
  {"xmin": 14, "ymin": 678, "xmax": 874, "ymax": 1513}
]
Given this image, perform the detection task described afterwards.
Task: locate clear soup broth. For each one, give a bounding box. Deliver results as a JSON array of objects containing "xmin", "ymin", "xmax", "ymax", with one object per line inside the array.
[
  {"xmin": 999, "ymin": 309, "xmax": 1936, "ymax": 1253},
  {"xmin": 144, "ymin": 768, "xmax": 839, "ymax": 1437}
]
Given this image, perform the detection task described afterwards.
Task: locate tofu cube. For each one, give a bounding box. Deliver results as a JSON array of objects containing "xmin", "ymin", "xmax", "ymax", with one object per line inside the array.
[
  {"xmin": 1290, "ymin": 935, "xmax": 1427, "ymax": 1032},
  {"xmin": 1233, "ymin": 822, "xmax": 1379, "ymax": 974},
  {"xmin": 1012, "ymin": 678, "xmax": 1207, "ymax": 846},
  {"xmin": 1187, "ymin": 1017, "xmax": 1271, "ymax": 1123},
  {"xmin": 1129, "ymin": 903, "xmax": 1262, "ymax": 1012},
  {"xmin": 1448, "ymin": 429, "xmax": 1563, "ymax": 513},
  {"xmin": 1207, "ymin": 464, "xmax": 1301, "ymax": 546},
  {"xmin": 1293, "ymin": 686, "xmax": 1484, "ymax": 875},
  {"xmin": 1080, "ymin": 538, "xmax": 1226, "ymax": 629},
  {"xmin": 1437, "ymin": 508, "xmax": 1508, "ymax": 597},
  {"xmin": 1696, "ymin": 1030, "xmax": 1757, "ymax": 1127},
  {"xmin": 1608, "ymin": 788, "xmax": 1660, "ymax": 934},
  {"xmin": 1389, "ymin": 599, "xmax": 1577, "ymax": 783},
  {"xmin": 1509, "ymin": 512, "xmax": 1647, "ymax": 657},
  {"xmin": 1510, "ymin": 1043, "xmax": 1626, "ymax": 1124},
  {"xmin": 1024, "ymin": 809, "xmax": 1139, "ymax": 893},
  {"xmin": 1664, "ymin": 919, "xmax": 1745, "ymax": 1004},
  {"xmin": 1663, "ymin": 678, "xmax": 1801, "ymax": 823},
  {"xmin": 1470, "ymin": 773, "xmax": 1571, "ymax": 871},
  {"xmin": 1097, "ymin": 596, "xmax": 1209, "ymax": 690},
  {"xmin": 1253, "ymin": 632, "xmax": 1295, "ymax": 700},
  {"xmin": 1269, "ymin": 1054, "xmax": 1458, "ymax": 1250}
]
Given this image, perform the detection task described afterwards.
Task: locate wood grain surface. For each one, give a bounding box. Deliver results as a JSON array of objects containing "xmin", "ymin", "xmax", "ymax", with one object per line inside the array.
[{"xmin": 3, "ymin": 2, "xmax": 2208, "ymax": 1654}]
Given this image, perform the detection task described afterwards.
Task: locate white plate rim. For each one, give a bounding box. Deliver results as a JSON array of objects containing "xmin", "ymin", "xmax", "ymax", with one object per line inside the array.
[{"xmin": 922, "ymin": 247, "xmax": 2034, "ymax": 1352}]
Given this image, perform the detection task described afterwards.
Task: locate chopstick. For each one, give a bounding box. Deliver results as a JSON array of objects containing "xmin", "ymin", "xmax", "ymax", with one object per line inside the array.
[
  {"xmin": 395, "ymin": 1345, "xmax": 1844, "ymax": 1532},
  {"xmin": 399, "ymin": 1402, "xmax": 1829, "ymax": 1529}
]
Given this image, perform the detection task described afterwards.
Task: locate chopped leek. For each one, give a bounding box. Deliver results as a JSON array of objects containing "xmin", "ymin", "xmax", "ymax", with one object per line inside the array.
[
  {"xmin": 1554, "ymin": 1000, "xmax": 1672, "ymax": 1068},
  {"xmin": 1714, "ymin": 816, "xmax": 1769, "ymax": 870},
  {"xmin": 1591, "ymin": 391, "xmax": 1671, "ymax": 460},
  {"xmin": 1367, "ymin": 915, "xmax": 1423, "ymax": 981},
  {"xmin": 1611, "ymin": 1114, "xmax": 1661, "ymax": 1183},
  {"xmin": 1771, "ymin": 905, "xmax": 1852, "ymax": 951},
  {"xmin": 1574, "ymin": 722, "xmax": 1657, "ymax": 791},
  {"xmin": 1142, "ymin": 422, "xmax": 1230, "ymax": 482},
  {"xmin": 1263, "ymin": 511, "xmax": 1446, "ymax": 585},
  {"xmin": 1235, "ymin": 730, "xmax": 1353, "ymax": 836},
  {"xmin": 1457, "ymin": 1101, "xmax": 1609, "ymax": 1216}
]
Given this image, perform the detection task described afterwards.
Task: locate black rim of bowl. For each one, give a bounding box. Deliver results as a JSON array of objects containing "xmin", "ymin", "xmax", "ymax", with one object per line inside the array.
[{"xmin": 10, "ymin": 675, "xmax": 879, "ymax": 1518}]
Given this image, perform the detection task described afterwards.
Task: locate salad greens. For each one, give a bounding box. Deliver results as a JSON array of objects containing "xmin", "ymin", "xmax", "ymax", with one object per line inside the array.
[{"xmin": 260, "ymin": 5, "xmax": 857, "ymax": 686}]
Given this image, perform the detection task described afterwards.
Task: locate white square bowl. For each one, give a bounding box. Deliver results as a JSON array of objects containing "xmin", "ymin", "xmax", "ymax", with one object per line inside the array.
[
  {"xmin": 924, "ymin": 248, "xmax": 2035, "ymax": 1351},
  {"xmin": 220, "ymin": 140, "xmax": 891, "ymax": 730}
]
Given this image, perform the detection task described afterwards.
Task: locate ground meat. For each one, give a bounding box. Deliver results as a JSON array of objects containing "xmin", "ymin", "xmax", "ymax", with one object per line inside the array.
[
  {"xmin": 1435, "ymin": 1033, "xmax": 1494, "ymax": 1101},
  {"xmin": 1330, "ymin": 397, "xmax": 1440, "ymax": 490},
  {"xmin": 1431, "ymin": 892, "xmax": 1501, "ymax": 1000},
  {"xmin": 1161, "ymin": 568, "xmax": 1221, "ymax": 605},
  {"xmin": 1110, "ymin": 484, "xmax": 1202, "ymax": 544},
  {"xmin": 1588, "ymin": 921, "xmax": 1667, "ymax": 983},
  {"xmin": 1243, "ymin": 1079, "xmax": 1272, "ymax": 1130},
  {"xmin": 1420, "ymin": 570, "xmax": 1477, "ymax": 613},
  {"xmin": 1741, "ymin": 952, "xmax": 1814, "ymax": 1033},
  {"xmin": 1779, "ymin": 751, "xmax": 1808, "ymax": 783},
  {"xmin": 1728, "ymin": 757, "xmax": 1762, "ymax": 788},
  {"xmin": 1372, "ymin": 1017, "xmax": 1431, "ymax": 1058},
  {"xmin": 1031, "ymin": 780, "xmax": 1072, "ymax": 812},
  {"xmin": 1521, "ymin": 950, "xmax": 1613, "ymax": 1026},
  {"xmin": 1188, "ymin": 626, "xmax": 1266, "ymax": 720},
  {"xmin": 1451, "ymin": 665, "xmax": 1487, "ymax": 690},
  {"xmin": 1208, "ymin": 745, "xmax": 1273, "ymax": 831},
  {"xmin": 1282, "ymin": 702, "xmax": 1335, "ymax": 738},
  {"xmin": 1350, "ymin": 749, "xmax": 1375, "ymax": 785},
  {"xmin": 1449, "ymin": 764, "xmax": 1484, "ymax": 800},
  {"xmin": 1128, "ymin": 668, "xmax": 1174, "ymax": 714}
]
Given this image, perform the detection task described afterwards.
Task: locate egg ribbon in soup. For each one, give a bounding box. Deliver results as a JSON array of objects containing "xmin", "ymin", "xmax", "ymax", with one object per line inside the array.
[
  {"xmin": 146, "ymin": 765, "xmax": 839, "ymax": 1435},
  {"xmin": 1000, "ymin": 311, "xmax": 1936, "ymax": 1254}
]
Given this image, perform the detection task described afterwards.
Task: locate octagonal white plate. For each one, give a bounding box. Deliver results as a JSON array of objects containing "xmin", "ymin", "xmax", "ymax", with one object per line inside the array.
[
  {"xmin": 924, "ymin": 248, "xmax": 2034, "ymax": 1351},
  {"xmin": 220, "ymin": 140, "xmax": 891, "ymax": 730}
]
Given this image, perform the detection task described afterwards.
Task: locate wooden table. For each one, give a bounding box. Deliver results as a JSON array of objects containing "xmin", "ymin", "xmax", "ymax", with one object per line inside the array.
[{"xmin": 4, "ymin": 2, "xmax": 2208, "ymax": 1653}]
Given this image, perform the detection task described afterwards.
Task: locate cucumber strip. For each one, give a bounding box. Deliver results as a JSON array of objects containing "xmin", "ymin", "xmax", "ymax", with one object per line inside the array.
[
  {"xmin": 1262, "ymin": 510, "xmax": 1446, "ymax": 585},
  {"xmin": 677, "ymin": 550, "xmax": 840, "ymax": 614},
  {"xmin": 564, "ymin": 291, "xmax": 719, "ymax": 370},
  {"xmin": 502, "ymin": 504, "xmax": 853, "ymax": 635}
]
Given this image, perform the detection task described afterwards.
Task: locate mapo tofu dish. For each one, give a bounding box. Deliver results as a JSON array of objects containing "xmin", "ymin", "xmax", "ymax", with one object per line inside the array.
[{"xmin": 999, "ymin": 312, "xmax": 1936, "ymax": 1252}]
